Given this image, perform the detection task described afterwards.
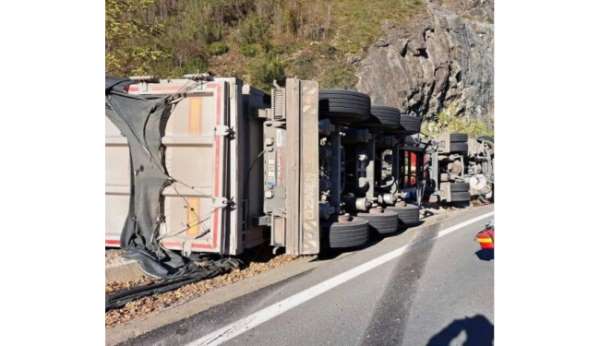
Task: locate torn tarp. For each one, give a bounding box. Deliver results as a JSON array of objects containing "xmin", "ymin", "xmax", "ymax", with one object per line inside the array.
[{"xmin": 105, "ymin": 77, "xmax": 196, "ymax": 278}]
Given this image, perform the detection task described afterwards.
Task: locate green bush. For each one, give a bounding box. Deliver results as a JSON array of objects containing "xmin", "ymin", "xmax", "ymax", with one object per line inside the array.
[
  {"xmin": 240, "ymin": 43, "xmax": 259, "ymax": 57},
  {"xmin": 238, "ymin": 15, "xmax": 271, "ymax": 46},
  {"xmin": 249, "ymin": 55, "xmax": 285, "ymax": 90},
  {"xmin": 422, "ymin": 102, "xmax": 493, "ymax": 138},
  {"xmin": 290, "ymin": 53, "xmax": 316, "ymax": 79},
  {"xmin": 208, "ymin": 42, "xmax": 229, "ymax": 55}
]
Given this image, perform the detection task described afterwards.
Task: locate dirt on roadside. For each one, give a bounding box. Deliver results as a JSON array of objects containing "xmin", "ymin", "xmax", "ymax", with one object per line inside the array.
[{"xmin": 106, "ymin": 247, "xmax": 297, "ymax": 327}]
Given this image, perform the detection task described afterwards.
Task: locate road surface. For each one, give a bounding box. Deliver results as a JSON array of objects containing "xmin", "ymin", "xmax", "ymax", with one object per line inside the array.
[{"xmin": 124, "ymin": 206, "xmax": 494, "ymax": 346}]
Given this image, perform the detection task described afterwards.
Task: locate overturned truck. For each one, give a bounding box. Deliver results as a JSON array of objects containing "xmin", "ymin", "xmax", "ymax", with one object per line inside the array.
[{"xmin": 106, "ymin": 76, "xmax": 490, "ymax": 275}]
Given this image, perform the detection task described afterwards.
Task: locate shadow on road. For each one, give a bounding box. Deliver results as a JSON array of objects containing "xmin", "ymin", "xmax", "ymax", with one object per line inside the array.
[
  {"xmin": 426, "ymin": 314, "xmax": 494, "ymax": 346},
  {"xmin": 475, "ymin": 249, "xmax": 494, "ymax": 261}
]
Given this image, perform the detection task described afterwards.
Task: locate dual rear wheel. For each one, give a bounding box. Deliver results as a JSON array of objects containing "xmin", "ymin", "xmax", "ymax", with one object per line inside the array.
[
  {"xmin": 326, "ymin": 204, "xmax": 420, "ymax": 249},
  {"xmin": 319, "ymin": 90, "xmax": 423, "ymax": 135},
  {"xmin": 320, "ymin": 90, "xmax": 423, "ymax": 249}
]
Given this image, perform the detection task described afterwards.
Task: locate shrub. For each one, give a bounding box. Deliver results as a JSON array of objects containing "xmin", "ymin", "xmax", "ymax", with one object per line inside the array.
[
  {"xmin": 290, "ymin": 53, "xmax": 316, "ymax": 79},
  {"xmin": 422, "ymin": 102, "xmax": 494, "ymax": 138},
  {"xmin": 249, "ymin": 55, "xmax": 285, "ymax": 90},
  {"xmin": 240, "ymin": 43, "xmax": 259, "ymax": 57},
  {"xmin": 238, "ymin": 15, "xmax": 271, "ymax": 46},
  {"xmin": 208, "ymin": 42, "xmax": 229, "ymax": 55}
]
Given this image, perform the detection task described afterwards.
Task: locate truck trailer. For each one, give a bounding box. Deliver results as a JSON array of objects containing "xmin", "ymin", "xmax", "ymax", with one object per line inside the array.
[{"xmin": 107, "ymin": 76, "xmax": 482, "ymax": 275}]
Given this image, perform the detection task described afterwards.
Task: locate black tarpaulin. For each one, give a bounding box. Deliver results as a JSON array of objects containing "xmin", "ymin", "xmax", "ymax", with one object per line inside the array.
[{"xmin": 105, "ymin": 77, "xmax": 197, "ymax": 278}]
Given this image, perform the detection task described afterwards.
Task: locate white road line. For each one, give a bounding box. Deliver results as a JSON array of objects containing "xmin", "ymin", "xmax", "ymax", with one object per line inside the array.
[{"xmin": 187, "ymin": 211, "xmax": 495, "ymax": 346}]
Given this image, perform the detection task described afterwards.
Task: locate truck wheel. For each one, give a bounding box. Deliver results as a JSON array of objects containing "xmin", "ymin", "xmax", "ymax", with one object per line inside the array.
[
  {"xmin": 327, "ymin": 217, "xmax": 370, "ymax": 248},
  {"xmin": 450, "ymin": 133, "xmax": 468, "ymax": 142},
  {"xmin": 356, "ymin": 210, "xmax": 399, "ymax": 235},
  {"xmin": 367, "ymin": 106, "xmax": 401, "ymax": 130},
  {"xmin": 477, "ymin": 135, "xmax": 494, "ymax": 144},
  {"xmin": 319, "ymin": 90, "xmax": 371, "ymax": 125},
  {"xmin": 399, "ymin": 114, "xmax": 422, "ymax": 134},
  {"xmin": 451, "ymin": 191, "xmax": 471, "ymax": 202},
  {"xmin": 450, "ymin": 182, "xmax": 470, "ymax": 192},
  {"xmin": 386, "ymin": 204, "xmax": 420, "ymax": 229},
  {"xmin": 449, "ymin": 142, "xmax": 468, "ymax": 153}
]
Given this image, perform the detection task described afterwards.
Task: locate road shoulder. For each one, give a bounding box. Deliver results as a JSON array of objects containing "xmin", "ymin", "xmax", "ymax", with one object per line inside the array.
[{"xmin": 106, "ymin": 204, "xmax": 493, "ymax": 345}]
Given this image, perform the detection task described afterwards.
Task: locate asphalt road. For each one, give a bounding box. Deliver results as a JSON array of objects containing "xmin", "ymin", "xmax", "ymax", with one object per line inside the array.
[{"xmin": 125, "ymin": 206, "xmax": 494, "ymax": 346}]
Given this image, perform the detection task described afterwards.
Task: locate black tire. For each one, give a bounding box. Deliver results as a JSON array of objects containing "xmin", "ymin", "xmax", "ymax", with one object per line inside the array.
[
  {"xmin": 451, "ymin": 191, "xmax": 471, "ymax": 202},
  {"xmin": 319, "ymin": 90, "xmax": 371, "ymax": 125},
  {"xmin": 477, "ymin": 135, "xmax": 494, "ymax": 144},
  {"xmin": 449, "ymin": 142, "xmax": 468, "ymax": 153},
  {"xmin": 328, "ymin": 217, "xmax": 370, "ymax": 248},
  {"xmin": 399, "ymin": 114, "xmax": 422, "ymax": 134},
  {"xmin": 450, "ymin": 182, "xmax": 470, "ymax": 192},
  {"xmin": 450, "ymin": 133, "xmax": 468, "ymax": 142},
  {"xmin": 356, "ymin": 211, "xmax": 399, "ymax": 235},
  {"xmin": 386, "ymin": 204, "xmax": 420, "ymax": 228},
  {"xmin": 367, "ymin": 106, "xmax": 401, "ymax": 130}
]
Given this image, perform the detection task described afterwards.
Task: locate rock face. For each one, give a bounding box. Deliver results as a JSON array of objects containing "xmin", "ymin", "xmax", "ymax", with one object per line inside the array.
[{"xmin": 356, "ymin": 0, "xmax": 493, "ymax": 121}]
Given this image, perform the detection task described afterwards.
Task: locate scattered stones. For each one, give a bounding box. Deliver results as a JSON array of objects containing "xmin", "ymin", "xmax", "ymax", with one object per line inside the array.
[
  {"xmin": 106, "ymin": 277, "xmax": 156, "ymax": 295},
  {"xmin": 106, "ymin": 254, "xmax": 297, "ymax": 327}
]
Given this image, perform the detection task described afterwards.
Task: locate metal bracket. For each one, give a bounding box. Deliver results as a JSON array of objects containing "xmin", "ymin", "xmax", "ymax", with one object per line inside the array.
[
  {"xmin": 182, "ymin": 240, "xmax": 193, "ymax": 257},
  {"xmin": 272, "ymin": 86, "xmax": 285, "ymax": 121},
  {"xmin": 212, "ymin": 197, "xmax": 230, "ymax": 208},
  {"xmin": 215, "ymin": 125, "xmax": 233, "ymax": 137}
]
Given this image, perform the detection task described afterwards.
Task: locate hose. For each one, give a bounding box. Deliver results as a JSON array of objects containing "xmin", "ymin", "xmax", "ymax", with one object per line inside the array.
[{"xmin": 105, "ymin": 257, "xmax": 243, "ymax": 311}]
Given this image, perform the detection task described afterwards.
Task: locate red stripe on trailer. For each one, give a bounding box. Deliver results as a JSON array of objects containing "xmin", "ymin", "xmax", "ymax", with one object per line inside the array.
[
  {"xmin": 105, "ymin": 239, "xmax": 120, "ymax": 246},
  {"xmin": 147, "ymin": 84, "xmax": 190, "ymax": 93},
  {"xmin": 207, "ymin": 82, "xmax": 222, "ymax": 251}
]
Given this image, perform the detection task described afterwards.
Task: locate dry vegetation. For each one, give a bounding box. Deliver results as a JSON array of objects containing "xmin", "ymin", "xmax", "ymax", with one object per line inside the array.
[{"xmin": 106, "ymin": 0, "xmax": 424, "ymax": 90}]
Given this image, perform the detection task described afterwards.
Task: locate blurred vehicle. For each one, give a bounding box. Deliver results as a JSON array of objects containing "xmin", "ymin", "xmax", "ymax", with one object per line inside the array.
[{"xmin": 476, "ymin": 219, "xmax": 494, "ymax": 250}]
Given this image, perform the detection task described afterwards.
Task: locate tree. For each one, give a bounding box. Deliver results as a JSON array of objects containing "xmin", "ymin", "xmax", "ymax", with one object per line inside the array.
[{"xmin": 105, "ymin": 0, "xmax": 165, "ymax": 75}]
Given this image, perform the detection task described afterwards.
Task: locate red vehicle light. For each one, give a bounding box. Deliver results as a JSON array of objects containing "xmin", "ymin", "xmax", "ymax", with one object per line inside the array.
[{"xmin": 476, "ymin": 228, "xmax": 494, "ymax": 250}]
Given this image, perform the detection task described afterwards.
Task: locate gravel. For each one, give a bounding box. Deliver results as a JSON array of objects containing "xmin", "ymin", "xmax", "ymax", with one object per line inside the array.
[
  {"xmin": 106, "ymin": 277, "xmax": 156, "ymax": 295},
  {"xmin": 106, "ymin": 253, "xmax": 297, "ymax": 327}
]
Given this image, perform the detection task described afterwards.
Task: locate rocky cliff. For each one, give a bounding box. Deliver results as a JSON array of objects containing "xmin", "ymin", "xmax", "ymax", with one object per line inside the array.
[{"xmin": 356, "ymin": 0, "xmax": 493, "ymax": 123}]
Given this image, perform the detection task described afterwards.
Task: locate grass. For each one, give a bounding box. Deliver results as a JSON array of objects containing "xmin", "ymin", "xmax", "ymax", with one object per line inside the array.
[{"xmin": 422, "ymin": 101, "xmax": 494, "ymax": 138}]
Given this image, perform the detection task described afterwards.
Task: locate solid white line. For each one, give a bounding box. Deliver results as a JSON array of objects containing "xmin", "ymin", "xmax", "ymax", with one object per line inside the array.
[{"xmin": 187, "ymin": 211, "xmax": 495, "ymax": 346}]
